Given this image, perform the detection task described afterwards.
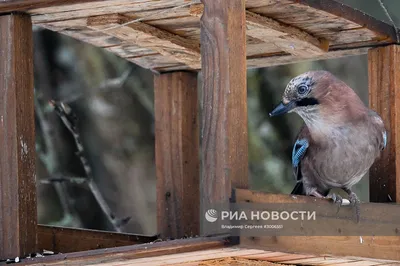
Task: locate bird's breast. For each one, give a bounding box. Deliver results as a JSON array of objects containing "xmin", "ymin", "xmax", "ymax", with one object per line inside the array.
[{"xmin": 304, "ymin": 124, "xmax": 381, "ymax": 189}]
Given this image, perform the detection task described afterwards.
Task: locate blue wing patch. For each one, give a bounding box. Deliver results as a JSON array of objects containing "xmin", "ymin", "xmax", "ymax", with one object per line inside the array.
[
  {"xmin": 292, "ymin": 139, "xmax": 309, "ymax": 167},
  {"xmin": 383, "ymin": 131, "xmax": 387, "ymax": 149}
]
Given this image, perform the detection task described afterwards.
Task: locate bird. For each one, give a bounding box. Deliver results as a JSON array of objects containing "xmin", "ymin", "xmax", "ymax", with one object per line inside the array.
[{"xmin": 269, "ymin": 70, "xmax": 387, "ymax": 222}]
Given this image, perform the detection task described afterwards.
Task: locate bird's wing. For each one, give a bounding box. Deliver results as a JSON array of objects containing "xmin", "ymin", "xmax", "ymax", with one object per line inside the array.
[
  {"xmin": 368, "ymin": 110, "xmax": 387, "ymax": 150},
  {"xmin": 290, "ymin": 125, "xmax": 310, "ymax": 195}
]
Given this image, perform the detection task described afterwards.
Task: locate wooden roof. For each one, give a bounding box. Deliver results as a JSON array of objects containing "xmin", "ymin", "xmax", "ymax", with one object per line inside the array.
[{"xmin": 2, "ymin": 0, "xmax": 397, "ymax": 72}]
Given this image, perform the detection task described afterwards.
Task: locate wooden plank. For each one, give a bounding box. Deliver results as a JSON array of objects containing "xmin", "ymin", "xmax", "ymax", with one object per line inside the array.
[
  {"xmin": 87, "ymin": 14, "xmax": 201, "ymax": 69},
  {"xmin": 109, "ymin": 248, "xmax": 267, "ymax": 266},
  {"xmin": 252, "ymin": 253, "xmax": 316, "ymax": 262},
  {"xmin": 29, "ymin": 0, "xmax": 197, "ymax": 23},
  {"xmin": 22, "ymin": 235, "xmax": 231, "ymax": 265},
  {"xmin": 37, "ymin": 225, "xmax": 158, "ymax": 253},
  {"xmin": 246, "ymin": 10, "xmax": 329, "ymax": 56},
  {"xmin": 154, "ymin": 72, "xmax": 200, "ymax": 239},
  {"xmin": 0, "ymin": 13, "xmax": 37, "ymax": 259},
  {"xmin": 368, "ymin": 45, "xmax": 400, "ymax": 203},
  {"xmin": 235, "ymin": 189, "xmax": 400, "ymax": 261},
  {"xmin": 200, "ymin": 0, "xmax": 248, "ymax": 206},
  {"xmin": 287, "ymin": 0, "xmax": 400, "ymax": 43},
  {"xmin": 0, "ymin": 0, "xmax": 97, "ymax": 14},
  {"xmin": 324, "ymin": 262, "xmax": 390, "ymax": 266},
  {"xmin": 246, "ymin": 47, "xmax": 370, "ymax": 69},
  {"xmin": 190, "ymin": 4, "xmax": 329, "ymax": 57},
  {"xmin": 281, "ymin": 257, "xmax": 355, "ymax": 265}
]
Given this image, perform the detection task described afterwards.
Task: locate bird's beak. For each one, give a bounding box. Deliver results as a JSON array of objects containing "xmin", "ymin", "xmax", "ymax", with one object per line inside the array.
[{"xmin": 269, "ymin": 101, "xmax": 296, "ymax": 117}]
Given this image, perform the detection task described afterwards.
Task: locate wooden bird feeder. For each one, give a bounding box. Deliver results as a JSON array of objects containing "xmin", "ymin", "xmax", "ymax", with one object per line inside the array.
[{"xmin": 1, "ymin": 0, "xmax": 400, "ymax": 265}]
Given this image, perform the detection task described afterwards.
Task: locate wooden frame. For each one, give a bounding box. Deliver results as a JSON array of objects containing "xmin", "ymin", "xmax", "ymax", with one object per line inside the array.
[
  {"xmin": 236, "ymin": 189, "xmax": 400, "ymax": 261},
  {"xmin": 23, "ymin": 235, "xmax": 230, "ymax": 265},
  {"xmin": 368, "ymin": 45, "xmax": 400, "ymax": 203},
  {"xmin": 0, "ymin": 12, "xmax": 36, "ymax": 259},
  {"xmin": 1, "ymin": 0, "xmax": 400, "ymax": 264},
  {"xmin": 37, "ymin": 225, "xmax": 158, "ymax": 253},
  {"xmin": 154, "ymin": 71, "xmax": 200, "ymax": 239},
  {"xmin": 200, "ymin": 0, "xmax": 249, "ymax": 206}
]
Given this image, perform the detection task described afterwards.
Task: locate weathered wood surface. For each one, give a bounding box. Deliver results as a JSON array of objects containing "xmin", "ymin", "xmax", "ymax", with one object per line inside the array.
[
  {"xmin": 154, "ymin": 72, "xmax": 200, "ymax": 239},
  {"xmin": 0, "ymin": 13, "xmax": 37, "ymax": 259},
  {"xmin": 190, "ymin": 4, "xmax": 329, "ymax": 57},
  {"xmin": 368, "ymin": 45, "xmax": 400, "ymax": 203},
  {"xmin": 235, "ymin": 189, "xmax": 400, "ymax": 261},
  {"xmin": 23, "ymin": 236, "xmax": 230, "ymax": 265},
  {"xmin": 24, "ymin": 245, "xmax": 400, "ymax": 265},
  {"xmin": 0, "ymin": 0, "xmax": 98, "ymax": 14},
  {"xmin": 87, "ymin": 14, "xmax": 201, "ymax": 69},
  {"xmin": 37, "ymin": 225, "xmax": 157, "ymax": 253},
  {"xmin": 200, "ymin": 0, "xmax": 249, "ymax": 206},
  {"xmin": 20, "ymin": 0, "xmax": 398, "ymax": 71},
  {"xmin": 247, "ymin": 47, "xmax": 370, "ymax": 68},
  {"xmin": 286, "ymin": 0, "xmax": 399, "ymax": 42}
]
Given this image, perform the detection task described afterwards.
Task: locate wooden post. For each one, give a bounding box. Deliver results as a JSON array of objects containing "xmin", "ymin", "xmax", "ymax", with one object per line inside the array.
[
  {"xmin": 0, "ymin": 13, "xmax": 37, "ymax": 258},
  {"xmin": 155, "ymin": 71, "xmax": 200, "ymax": 239},
  {"xmin": 200, "ymin": 0, "xmax": 248, "ymax": 206},
  {"xmin": 368, "ymin": 45, "xmax": 400, "ymax": 203}
]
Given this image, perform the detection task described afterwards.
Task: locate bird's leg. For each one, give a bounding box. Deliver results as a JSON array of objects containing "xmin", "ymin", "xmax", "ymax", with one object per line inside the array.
[
  {"xmin": 308, "ymin": 189, "xmax": 326, "ymax": 199},
  {"xmin": 308, "ymin": 188, "xmax": 343, "ymax": 213},
  {"xmin": 343, "ymin": 188, "xmax": 361, "ymax": 223},
  {"xmin": 325, "ymin": 192, "xmax": 344, "ymax": 214}
]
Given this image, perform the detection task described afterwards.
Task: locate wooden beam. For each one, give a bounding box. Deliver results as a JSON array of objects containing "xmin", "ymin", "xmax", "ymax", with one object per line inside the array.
[
  {"xmin": 37, "ymin": 225, "xmax": 158, "ymax": 253},
  {"xmin": 235, "ymin": 189, "xmax": 400, "ymax": 261},
  {"xmin": 87, "ymin": 14, "xmax": 201, "ymax": 69},
  {"xmin": 154, "ymin": 72, "xmax": 200, "ymax": 239},
  {"xmin": 190, "ymin": 4, "xmax": 329, "ymax": 57},
  {"xmin": 0, "ymin": 0, "xmax": 98, "ymax": 14},
  {"xmin": 200, "ymin": 0, "xmax": 248, "ymax": 207},
  {"xmin": 245, "ymin": 11, "xmax": 329, "ymax": 57},
  {"xmin": 287, "ymin": 0, "xmax": 400, "ymax": 44},
  {"xmin": 23, "ymin": 235, "xmax": 231, "ymax": 265},
  {"xmin": 368, "ymin": 45, "xmax": 400, "ymax": 203},
  {"xmin": 0, "ymin": 13, "xmax": 37, "ymax": 259},
  {"xmin": 247, "ymin": 47, "xmax": 371, "ymax": 69}
]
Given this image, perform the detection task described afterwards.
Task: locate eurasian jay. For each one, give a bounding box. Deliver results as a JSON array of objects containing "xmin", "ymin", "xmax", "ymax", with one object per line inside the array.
[{"xmin": 269, "ymin": 70, "xmax": 387, "ymax": 221}]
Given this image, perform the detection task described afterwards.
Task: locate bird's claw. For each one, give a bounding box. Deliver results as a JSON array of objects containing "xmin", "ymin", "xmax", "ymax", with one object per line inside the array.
[
  {"xmin": 349, "ymin": 192, "xmax": 361, "ymax": 223},
  {"xmin": 326, "ymin": 193, "xmax": 343, "ymax": 214}
]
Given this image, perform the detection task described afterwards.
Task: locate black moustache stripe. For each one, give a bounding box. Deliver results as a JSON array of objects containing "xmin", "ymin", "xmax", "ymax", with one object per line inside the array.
[{"xmin": 296, "ymin": 97, "xmax": 319, "ymax": 107}]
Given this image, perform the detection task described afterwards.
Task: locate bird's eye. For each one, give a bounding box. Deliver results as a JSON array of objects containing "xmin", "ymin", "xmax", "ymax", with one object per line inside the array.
[{"xmin": 297, "ymin": 85, "xmax": 309, "ymax": 95}]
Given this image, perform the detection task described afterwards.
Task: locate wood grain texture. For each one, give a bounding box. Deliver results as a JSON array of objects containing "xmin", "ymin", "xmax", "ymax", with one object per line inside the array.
[
  {"xmin": 247, "ymin": 46, "xmax": 371, "ymax": 68},
  {"xmin": 26, "ymin": 0, "xmax": 399, "ymax": 71},
  {"xmin": 368, "ymin": 45, "xmax": 400, "ymax": 203},
  {"xmin": 200, "ymin": 0, "xmax": 249, "ymax": 207},
  {"xmin": 23, "ymin": 235, "xmax": 231, "ymax": 265},
  {"xmin": 235, "ymin": 189, "xmax": 400, "ymax": 261},
  {"xmin": 29, "ymin": 0, "xmax": 198, "ymax": 23},
  {"xmin": 0, "ymin": 13, "xmax": 37, "ymax": 259},
  {"xmin": 246, "ymin": 10, "xmax": 329, "ymax": 57},
  {"xmin": 154, "ymin": 72, "xmax": 200, "ymax": 239},
  {"xmin": 94, "ymin": 248, "xmax": 273, "ymax": 265},
  {"xmin": 287, "ymin": 0, "xmax": 400, "ymax": 43},
  {"xmin": 190, "ymin": 4, "xmax": 329, "ymax": 57},
  {"xmin": 37, "ymin": 225, "xmax": 157, "ymax": 253},
  {"xmin": 0, "ymin": 0, "xmax": 97, "ymax": 14},
  {"xmin": 87, "ymin": 14, "xmax": 201, "ymax": 69}
]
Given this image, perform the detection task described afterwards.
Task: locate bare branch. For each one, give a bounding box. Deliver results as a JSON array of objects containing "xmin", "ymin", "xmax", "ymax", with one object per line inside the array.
[
  {"xmin": 35, "ymin": 89, "xmax": 83, "ymax": 228},
  {"xmin": 50, "ymin": 100, "xmax": 128, "ymax": 232},
  {"xmin": 40, "ymin": 176, "xmax": 88, "ymax": 185}
]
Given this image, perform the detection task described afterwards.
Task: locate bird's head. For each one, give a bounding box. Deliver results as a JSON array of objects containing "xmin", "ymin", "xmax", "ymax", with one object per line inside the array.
[
  {"xmin": 269, "ymin": 71, "xmax": 366, "ymax": 131},
  {"xmin": 269, "ymin": 71, "xmax": 326, "ymax": 117}
]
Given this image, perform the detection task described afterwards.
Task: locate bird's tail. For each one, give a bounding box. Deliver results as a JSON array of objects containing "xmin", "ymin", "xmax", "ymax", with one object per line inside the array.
[{"xmin": 290, "ymin": 182, "xmax": 305, "ymax": 195}]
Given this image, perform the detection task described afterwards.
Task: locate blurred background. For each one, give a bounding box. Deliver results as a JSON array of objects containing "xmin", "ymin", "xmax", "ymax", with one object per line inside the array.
[{"xmin": 34, "ymin": 0, "xmax": 400, "ymax": 235}]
